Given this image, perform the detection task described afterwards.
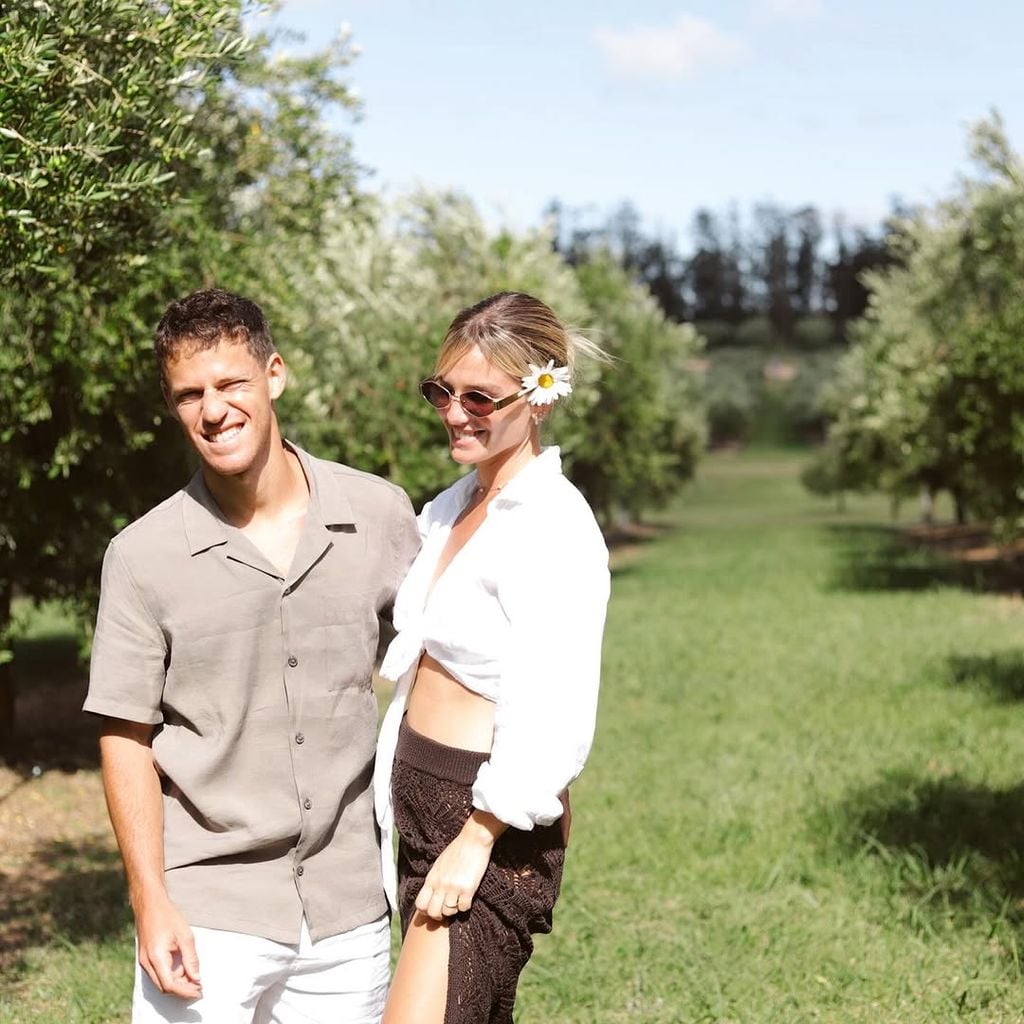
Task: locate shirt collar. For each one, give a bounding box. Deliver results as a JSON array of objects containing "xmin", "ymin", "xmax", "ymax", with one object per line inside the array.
[
  {"xmin": 181, "ymin": 440, "xmax": 355, "ymax": 556},
  {"xmin": 291, "ymin": 441, "xmax": 356, "ymax": 528},
  {"xmin": 182, "ymin": 474, "xmax": 228, "ymax": 556}
]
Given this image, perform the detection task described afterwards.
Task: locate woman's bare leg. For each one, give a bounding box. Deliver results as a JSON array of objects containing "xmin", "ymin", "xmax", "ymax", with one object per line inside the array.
[{"xmin": 381, "ymin": 911, "xmax": 450, "ymax": 1024}]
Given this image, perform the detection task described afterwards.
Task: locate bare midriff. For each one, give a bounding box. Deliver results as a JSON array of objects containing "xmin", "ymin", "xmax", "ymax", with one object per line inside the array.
[{"xmin": 405, "ymin": 651, "xmax": 495, "ymax": 753}]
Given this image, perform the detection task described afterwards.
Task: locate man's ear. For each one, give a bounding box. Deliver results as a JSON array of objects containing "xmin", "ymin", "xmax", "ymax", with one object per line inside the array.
[{"xmin": 266, "ymin": 352, "xmax": 287, "ymax": 400}]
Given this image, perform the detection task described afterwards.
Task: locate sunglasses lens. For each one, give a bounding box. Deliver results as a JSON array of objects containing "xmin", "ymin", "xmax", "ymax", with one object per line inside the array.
[
  {"xmin": 420, "ymin": 380, "xmax": 450, "ymax": 409},
  {"xmin": 461, "ymin": 391, "xmax": 497, "ymax": 417}
]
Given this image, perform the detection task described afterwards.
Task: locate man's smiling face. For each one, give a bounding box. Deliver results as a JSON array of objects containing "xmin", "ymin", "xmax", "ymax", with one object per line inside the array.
[{"xmin": 163, "ymin": 339, "xmax": 286, "ymax": 482}]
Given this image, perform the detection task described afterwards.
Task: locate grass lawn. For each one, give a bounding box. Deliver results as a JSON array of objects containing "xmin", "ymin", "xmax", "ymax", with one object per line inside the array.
[{"xmin": 5, "ymin": 448, "xmax": 1024, "ymax": 1021}]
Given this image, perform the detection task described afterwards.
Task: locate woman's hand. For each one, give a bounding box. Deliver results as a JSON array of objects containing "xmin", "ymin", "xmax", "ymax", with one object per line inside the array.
[{"xmin": 416, "ymin": 811, "xmax": 507, "ymax": 921}]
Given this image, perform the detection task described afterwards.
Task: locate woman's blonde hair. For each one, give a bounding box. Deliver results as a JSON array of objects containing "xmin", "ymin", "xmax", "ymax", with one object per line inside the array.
[{"xmin": 435, "ymin": 291, "xmax": 607, "ymax": 383}]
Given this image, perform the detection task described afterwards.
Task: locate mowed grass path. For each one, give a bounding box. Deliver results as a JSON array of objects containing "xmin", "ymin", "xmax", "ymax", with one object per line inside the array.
[
  {"xmin": 520, "ymin": 450, "xmax": 1024, "ymax": 1023},
  {"xmin": 6, "ymin": 449, "xmax": 1024, "ymax": 1022}
]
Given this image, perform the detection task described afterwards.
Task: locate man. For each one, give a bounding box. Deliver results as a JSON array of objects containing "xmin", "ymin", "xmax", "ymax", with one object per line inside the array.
[{"xmin": 84, "ymin": 288, "xmax": 419, "ymax": 1023}]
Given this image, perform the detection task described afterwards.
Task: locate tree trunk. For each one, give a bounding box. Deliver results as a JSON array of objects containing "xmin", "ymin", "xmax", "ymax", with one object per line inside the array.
[
  {"xmin": 0, "ymin": 582, "xmax": 14, "ymax": 763},
  {"xmin": 920, "ymin": 487, "xmax": 934, "ymax": 525},
  {"xmin": 952, "ymin": 488, "xmax": 967, "ymax": 526}
]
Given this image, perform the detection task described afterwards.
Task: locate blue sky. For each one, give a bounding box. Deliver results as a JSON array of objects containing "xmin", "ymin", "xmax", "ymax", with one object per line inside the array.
[{"xmin": 266, "ymin": 0, "xmax": 1024, "ymax": 244}]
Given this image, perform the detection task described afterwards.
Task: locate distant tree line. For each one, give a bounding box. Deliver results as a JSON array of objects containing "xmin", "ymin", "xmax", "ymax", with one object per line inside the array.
[
  {"xmin": 546, "ymin": 198, "xmax": 903, "ymax": 349},
  {"xmin": 545, "ymin": 198, "xmax": 908, "ymax": 446}
]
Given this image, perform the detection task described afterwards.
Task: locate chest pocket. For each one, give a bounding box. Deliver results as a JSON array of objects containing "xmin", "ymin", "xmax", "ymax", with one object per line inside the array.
[{"xmin": 319, "ymin": 589, "xmax": 380, "ymax": 692}]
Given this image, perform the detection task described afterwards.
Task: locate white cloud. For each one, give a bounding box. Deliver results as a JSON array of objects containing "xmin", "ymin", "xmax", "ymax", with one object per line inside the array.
[
  {"xmin": 752, "ymin": 0, "xmax": 823, "ymax": 22},
  {"xmin": 274, "ymin": 0, "xmax": 373, "ymax": 9},
  {"xmin": 593, "ymin": 14, "xmax": 747, "ymax": 82}
]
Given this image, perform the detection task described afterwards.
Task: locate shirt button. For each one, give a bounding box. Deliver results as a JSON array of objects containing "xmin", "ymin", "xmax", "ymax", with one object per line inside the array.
[
  {"xmin": 287, "ymin": 655, "xmax": 298, "ymax": 668},
  {"xmin": 303, "ymin": 798, "xmax": 312, "ymax": 810},
  {"xmin": 296, "ymin": 865, "xmax": 304, "ymax": 876},
  {"xmin": 295, "ymin": 732, "xmax": 305, "ymax": 745}
]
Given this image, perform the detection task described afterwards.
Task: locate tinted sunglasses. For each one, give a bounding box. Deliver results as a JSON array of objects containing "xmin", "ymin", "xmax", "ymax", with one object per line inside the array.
[{"xmin": 419, "ymin": 378, "xmax": 524, "ymax": 417}]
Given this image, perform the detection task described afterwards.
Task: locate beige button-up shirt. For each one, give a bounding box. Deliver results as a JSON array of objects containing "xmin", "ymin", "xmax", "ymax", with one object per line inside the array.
[{"xmin": 85, "ymin": 444, "xmax": 419, "ymax": 943}]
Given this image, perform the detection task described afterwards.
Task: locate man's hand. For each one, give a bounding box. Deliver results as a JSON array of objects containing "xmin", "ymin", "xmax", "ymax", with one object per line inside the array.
[{"xmin": 136, "ymin": 893, "xmax": 202, "ymax": 999}]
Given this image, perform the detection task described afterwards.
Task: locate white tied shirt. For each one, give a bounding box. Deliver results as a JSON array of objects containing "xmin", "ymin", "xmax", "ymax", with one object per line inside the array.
[{"xmin": 373, "ymin": 446, "xmax": 610, "ymax": 909}]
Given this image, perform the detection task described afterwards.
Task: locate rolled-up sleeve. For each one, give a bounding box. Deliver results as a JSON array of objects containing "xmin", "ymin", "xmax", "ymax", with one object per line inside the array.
[
  {"xmin": 84, "ymin": 540, "xmax": 168, "ymax": 725},
  {"xmin": 471, "ymin": 501, "xmax": 610, "ymax": 830}
]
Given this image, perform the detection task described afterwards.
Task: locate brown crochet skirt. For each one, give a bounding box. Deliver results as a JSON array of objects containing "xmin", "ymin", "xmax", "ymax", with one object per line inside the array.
[{"xmin": 392, "ymin": 717, "xmax": 566, "ymax": 1024}]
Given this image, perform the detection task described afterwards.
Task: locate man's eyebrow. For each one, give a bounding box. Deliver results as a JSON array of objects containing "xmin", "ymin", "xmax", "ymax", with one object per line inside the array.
[{"xmin": 170, "ymin": 373, "xmax": 253, "ymax": 399}]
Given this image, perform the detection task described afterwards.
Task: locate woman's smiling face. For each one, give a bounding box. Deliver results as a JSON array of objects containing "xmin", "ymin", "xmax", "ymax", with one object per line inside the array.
[{"xmin": 434, "ymin": 344, "xmax": 535, "ymax": 470}]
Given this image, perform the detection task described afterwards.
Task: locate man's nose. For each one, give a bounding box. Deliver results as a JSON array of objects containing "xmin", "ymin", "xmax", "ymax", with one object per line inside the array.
[{"xmin": 200, "ymin": 389, "xmax": 228, "ymax": 423}]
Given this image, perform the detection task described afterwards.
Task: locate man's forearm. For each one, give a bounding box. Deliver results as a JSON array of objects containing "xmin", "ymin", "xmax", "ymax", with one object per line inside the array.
[
  {"xmin": 99, "ymin": 718, "xmax": 202, "ymax": 998},
  {"xmin": 99, "ymin": 719, "xmax": 167, "ymax": 908}
]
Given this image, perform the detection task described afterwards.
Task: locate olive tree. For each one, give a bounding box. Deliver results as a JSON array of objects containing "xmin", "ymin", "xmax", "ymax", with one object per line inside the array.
[
  {"xmin": 0, "ymin": 0, "xmax": 360, "ymax": 752},
  {"xmin": 807, "ymin": 115, "xmax": 1024, "ymax": 529}
]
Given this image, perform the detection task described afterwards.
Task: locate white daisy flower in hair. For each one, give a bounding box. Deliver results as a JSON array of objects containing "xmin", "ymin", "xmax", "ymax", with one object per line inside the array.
[{"xmin": 521, "ymin": 360, "xmax": 572, "ymax": 406}]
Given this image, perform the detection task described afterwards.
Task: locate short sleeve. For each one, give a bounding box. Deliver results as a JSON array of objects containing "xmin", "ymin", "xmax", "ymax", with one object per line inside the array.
[
  {"xmin": 84, "ymin": 540, "xmax": 168, "ymax": 725},
  {"xmin": 471, "ymin": 497, "xmax": 610, "ymax": 830},
  {"xmin": 378, "ymin": 487, "xmax": 422, "ymax": 650},
  {"xmin": 392, "ymin": 488, "xmax": 421, "ymax": 587}
]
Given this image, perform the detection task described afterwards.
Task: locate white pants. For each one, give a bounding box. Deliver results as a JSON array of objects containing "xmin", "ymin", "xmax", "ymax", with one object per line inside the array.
[{"xmin": 132, "ymin": 915, "xmax": 390, "ymax": 1024}]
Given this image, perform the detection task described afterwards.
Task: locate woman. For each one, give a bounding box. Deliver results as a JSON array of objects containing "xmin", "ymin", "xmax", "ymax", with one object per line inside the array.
[{"xmin": 374, "ymin": 291, "xmax": 610, "ymax": 1024}]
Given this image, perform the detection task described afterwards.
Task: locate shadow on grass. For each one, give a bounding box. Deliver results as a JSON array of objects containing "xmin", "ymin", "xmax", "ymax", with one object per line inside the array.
[
  {"xmin": 13, "ymin": 633, "xmax": 81, "ymax": 677},
  {"xmin": 0, "ymin": 836, "xmax": 130, "ymax": 977},
  {"xmin": 826, "ymin": 771, "xmax": 1024, "ymax": 931},
  {"xmin": 8, "ymin": 633, "xmax": 98, "ymax": 773},
  {"xmin": 606, "ymin": 522, "xmax": 672, "ymax": 579},
  {"xmin": 605, "ymin": 521, "xmax": 672, "ymax": 549},
  {"xmin": 946, "ymin": 651, "xmax": 1024, "ymax": 703},
  {"xmin": 825, "ymin": 524, "xmax": 1024, "ymax": 594}
]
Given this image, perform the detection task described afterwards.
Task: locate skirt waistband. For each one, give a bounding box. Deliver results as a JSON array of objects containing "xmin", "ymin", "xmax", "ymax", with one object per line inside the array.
[{"xmin": 394, "ymin": 717, "xmax": 489, "ymax": 786}]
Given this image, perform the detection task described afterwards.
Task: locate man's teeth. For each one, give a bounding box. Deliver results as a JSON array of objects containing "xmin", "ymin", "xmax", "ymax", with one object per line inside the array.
[{"xmin": 209, "ymin": 425, "xmax": 243, "ymax": 443}]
